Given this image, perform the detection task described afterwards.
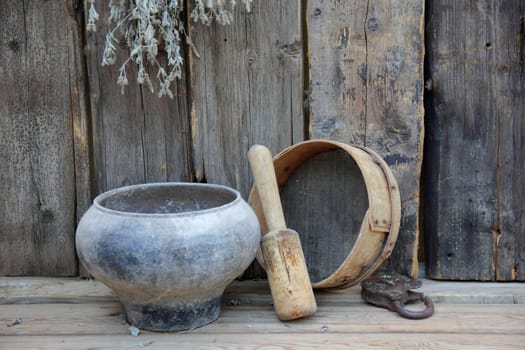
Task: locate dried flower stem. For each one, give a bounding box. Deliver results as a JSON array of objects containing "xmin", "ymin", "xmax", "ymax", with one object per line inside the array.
[{"xmin": 88, "ymin": 0, "xmax": 253, "ymax": 98}]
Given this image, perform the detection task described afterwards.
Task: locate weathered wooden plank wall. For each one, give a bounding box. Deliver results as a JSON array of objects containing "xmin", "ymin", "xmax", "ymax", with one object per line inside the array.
[
  {"xmin": 306, "ymin": 0, "xmax": 425, "ymax": 277},
  {"xmin": 188, "ymin": 1, "xmax": 304, "ymax": 278},
  {"xmin": 424, "ymin": 0, "xmax": 525, "ymax": 280},
  {"xmin": 0, "ymin": 0, "xmax": 89, "ymax": 275},
  {"xmin": 189, "ymin": 0, "xmax": 304, "ymax": 198},
  {"xmin": 85, "ymin": 4, "xmax": 193, "ymax": 195},
  {"xmin": 1, "ymin": 0, "xmax": 522, "ymax": 280}
]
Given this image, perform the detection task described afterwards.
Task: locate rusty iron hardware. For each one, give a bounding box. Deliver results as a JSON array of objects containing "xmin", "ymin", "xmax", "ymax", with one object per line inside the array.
[{"xmin": 361, "ymin": 272, "xmax": 434, "ymax": 320}]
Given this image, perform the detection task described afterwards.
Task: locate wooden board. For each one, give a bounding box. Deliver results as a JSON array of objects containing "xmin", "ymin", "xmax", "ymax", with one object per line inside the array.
[
  {"xmin": 491, "ymin": 2, "xmax": 525, "ymax": 281},
  {"xmin": 1, "ymin": 278, "xmax": 524, "ymax": 350},
  {"xmin": 189, "ymin": 1, "xmax": 304, "ymax": 198},
  {"xmin": 84, "ymin": 5, "xmax": 193, "ymax": 195},
  {"xmin": 2, "ymin": 334, "xmax": 524, "ymax": 350},
  {"xmin": 2, "ymin": 303, "xmax": 525, "ymax": 335},
  {"xmin": 0, "ymin": 0, "xmax": 89, "ymax": 276},
  {"xmin": 424, "ymin": 0, "xmax": 525, "ymax": 280},
  {"xmin": 69, "ymin": 2, "xmax": 93, "ymax": 227},
  {"xmin": 2, "ymin": 277, "xmax": 524, "ymax": 305},
  {"xmin": 306, "ymin": 0, "xmax": 425, "ymax": 277}
]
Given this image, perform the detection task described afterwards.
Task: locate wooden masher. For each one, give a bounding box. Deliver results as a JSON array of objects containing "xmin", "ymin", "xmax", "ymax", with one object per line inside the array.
[{"xmin": 248, "ymin": 145, "xmax": 317, "ymax": 320}]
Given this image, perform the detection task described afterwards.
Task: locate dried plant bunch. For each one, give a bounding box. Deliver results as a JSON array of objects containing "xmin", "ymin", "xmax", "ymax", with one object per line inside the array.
[{"xmin": 87, "ymin": 0, "xmax": 253, "ymax": 98}]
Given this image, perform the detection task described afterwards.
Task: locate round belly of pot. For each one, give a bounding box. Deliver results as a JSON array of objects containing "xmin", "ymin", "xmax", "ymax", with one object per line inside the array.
[{"xmin": 76, "ymin": 183, "xmax": 260, "ymax": 331}]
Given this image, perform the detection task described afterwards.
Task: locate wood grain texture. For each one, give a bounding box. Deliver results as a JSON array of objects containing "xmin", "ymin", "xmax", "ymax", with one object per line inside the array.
[
  {"xmin": 492, "ymin": 2, "xmax": 525, "ymax": 281},
  {"xmin": 189, "ymin": 0, "xmax": 304, "ymax": 198},
  {"xmin": 70, "ymin": 2, "xmax": 93, "ymax": 278},
  {"xmin": 2, "ymin": 277, "xmax": 525, "ymax": 305},
  {"xmin": 2, "ymin": 303, "xmax": 525, "ymax": 336},
  {"xmin": 0, "ymin": 0, "xmax": 86, "ymax": 275},
  {"xmin": 69, "ymin": 2, "xmax": 92, "ymax": 223},
  {"xmin": 85, "ymin": 5, "xmax": 193, "ymax": 196},
  {"xmin": 424, "ymin": 0, "xmax": 525, "ymax": 280},
  {"xmin": 2, "ymin": 334, "xmax": 524, "ymax": 350},
  {"xmin": 306, "ymin": 0, "xmax": 425, "ymax": 277},
  {"xmin": 1, "ymin": 278, "xmax": 524, "ymax": 350},
  {"xmin": 307, "ymin": 1, "xmax": 368, "ymax": 143}
]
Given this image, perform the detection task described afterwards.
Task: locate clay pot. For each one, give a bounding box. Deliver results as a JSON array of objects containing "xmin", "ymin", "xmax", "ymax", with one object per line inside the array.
[{"xmin": 76, "ymin": 182, "xmax": 260, "ymax": 331}]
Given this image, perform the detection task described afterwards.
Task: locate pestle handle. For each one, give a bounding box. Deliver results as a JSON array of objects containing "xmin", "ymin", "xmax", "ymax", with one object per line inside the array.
[{"xmin": 247, "ymin": 145, "xmax": 286, "ymax": 232}]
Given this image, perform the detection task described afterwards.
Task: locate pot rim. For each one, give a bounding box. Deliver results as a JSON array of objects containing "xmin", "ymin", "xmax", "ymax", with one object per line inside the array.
[{"xmin": 92, "ymin": 182, "xmax": 242, "ymax": 217}]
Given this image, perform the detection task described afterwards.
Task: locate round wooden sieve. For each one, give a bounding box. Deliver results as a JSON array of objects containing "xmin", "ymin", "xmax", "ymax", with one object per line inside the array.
[{"xmin": 248, "ymin": 140, "xmax": 401, "ymax": 289}]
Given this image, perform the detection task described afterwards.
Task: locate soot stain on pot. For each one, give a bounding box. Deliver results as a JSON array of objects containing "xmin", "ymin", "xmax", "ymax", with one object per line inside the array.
[
  {"xmin": 123, "ymin": 297, "xmax": 221, "ymax": 331},
  {"xmin": 96, "ymin": 234, "xmax": 142, "ymax": 280},
  {"xmin": 95, "ymin": 230, "xmax": 217, "ymax": 283}
]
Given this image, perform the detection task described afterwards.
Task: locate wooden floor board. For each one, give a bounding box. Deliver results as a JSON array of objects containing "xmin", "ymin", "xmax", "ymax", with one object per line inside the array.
[
  {"xmin": 2, "ymin": 278, "xmax": 524, "ymax": 304},
  {"xmin": 1, "ymin": 278, "xmax": 524, "ymax": 349},
  {"xmin": 2, "ymin": 334, "xmax": 525, "ymax": 350},
  {"xmin": 1, "ymin": 303, "xmax": 524, "ymax": 336}
]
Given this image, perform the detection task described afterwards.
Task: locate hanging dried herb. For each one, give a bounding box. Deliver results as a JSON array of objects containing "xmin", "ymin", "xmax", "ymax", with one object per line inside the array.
[{"xmin": 87, "ymin": 0, "xmax": 253, "ymax": 98}]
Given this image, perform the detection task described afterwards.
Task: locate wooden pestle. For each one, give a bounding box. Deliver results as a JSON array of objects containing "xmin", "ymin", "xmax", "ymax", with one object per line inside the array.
[{"xmin": 248, "ymin": 145, "xmax": 317, "ymax": 321}]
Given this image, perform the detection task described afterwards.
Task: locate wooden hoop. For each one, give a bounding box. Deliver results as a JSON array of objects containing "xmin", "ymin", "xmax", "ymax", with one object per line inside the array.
[{"xmin": 248, "ymin": 140, "xmax": 401, "ymax": 289}]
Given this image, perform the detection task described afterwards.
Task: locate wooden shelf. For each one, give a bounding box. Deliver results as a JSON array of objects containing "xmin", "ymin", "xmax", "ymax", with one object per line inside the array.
[{"xmin": 1, "ymin": 278, "xmax": 524, "ymax": 349}]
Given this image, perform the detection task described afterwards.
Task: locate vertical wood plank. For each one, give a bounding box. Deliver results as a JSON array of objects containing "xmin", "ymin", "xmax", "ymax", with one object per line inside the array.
[
  {"xmin": 364, "ymin": 0, "xmax": 425, "ymax": 277},
  {"xmin": 424, "ymin": 0, "xmax": 525, "ymax": 280},
  {"xmin": 85, "ymin": 4, "xmax": 193, "ymax": 197},
  {"xmin": 0, "ymin": 0, "xmax": 84, "ymax": 275},
  {"xmin": 70, "ymin": 1, "xmax": 93, "ymax": 226},
  {"xmin": 189, "ymin": 0, "xmax": 304, "ymax": 198},
  {"xmin": 425, "ymin": 0, "xmax": 495, "ymax": 281},
  {"xmin": 497, "ymin": 3, "xmax": 525, "ymax": 281},
  {"xmin": 307, "ymin": 1, "xmax": 368, "ymax": 144},
  {"xmin": 307, "ymin": 0, "xmax": 425, "ymax": 276}
]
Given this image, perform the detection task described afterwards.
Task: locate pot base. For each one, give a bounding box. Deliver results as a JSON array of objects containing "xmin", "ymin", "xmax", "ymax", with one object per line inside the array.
[{"xmin": 122, "ymin": 296, "xmax": 221, "ymax": 332}]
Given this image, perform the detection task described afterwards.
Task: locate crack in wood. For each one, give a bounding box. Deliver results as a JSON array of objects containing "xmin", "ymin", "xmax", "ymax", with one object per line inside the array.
[{"xmin": 518, "ymin": 16, "xmax": 525, "ymax": 77}]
